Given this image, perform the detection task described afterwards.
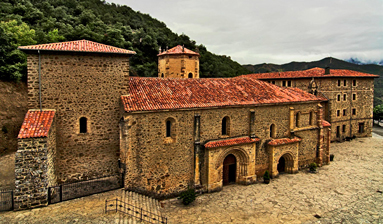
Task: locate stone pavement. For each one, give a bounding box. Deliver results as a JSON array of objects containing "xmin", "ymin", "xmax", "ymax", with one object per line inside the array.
[{"xmin": 0, "ymin": 134, "xmax": 382, "ymax": 223}]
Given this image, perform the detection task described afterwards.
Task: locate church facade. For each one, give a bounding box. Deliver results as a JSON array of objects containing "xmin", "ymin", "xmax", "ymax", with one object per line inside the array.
[{"xmin": 14, "ymin": 40, "xmax": 341, "ymax": 209}]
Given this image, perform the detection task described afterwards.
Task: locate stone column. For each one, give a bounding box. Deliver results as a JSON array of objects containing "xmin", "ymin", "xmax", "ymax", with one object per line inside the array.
[
  {"xmin": 317, "ymin": 104, "xmax": 324, "ymax": 166},
  {"xmin": 289, "ymin": 107, "xmax": 295, "ymax": 132},
  {"xmin": 194, "ymin": 114, "xmax": 201, "ymax": 186}
]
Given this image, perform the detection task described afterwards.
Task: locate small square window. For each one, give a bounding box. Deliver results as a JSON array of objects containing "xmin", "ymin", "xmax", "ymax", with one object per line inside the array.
[
  {"xmin": 343, "ymin": 94, "xmax": 346, "ymax": 101},
  {"xmin": 344, "ymin": 80, "xmax": 347, "ymax": 86},
  {"xmin": 353, "ymin": 94, "xmax": 356, "ymax": 100},
  {"xmin": 282, "ymin": 81, "xmax": 286, "ymax": 86},
  {"xmin": 287, "ymin": 81, "xmax": 291, "ymax": 87},
  {"xmin": 271, "ymin": 81, "xmax": 275, "ymax": 84},
  {"xmin": 352, "ymin": 108, "xmax": 356, "ymax": 115},
  {"xmin": 337, "ymin": 95, "xmax": 340, "ymax": 101},
  {"xmin": 353, "ymin": 80, "xmax": 356, "ymax": 86},
  {"xmin": 342, "ymin": 125, "xmax": 346, "ymax": 133},
  {"xmin": 338, "ymin": 80, "xmax": 341, "ymax": 86},
  {"xmin": 337, "ymin": 110, "xmax": 340, "ymax": 116},
  {"xmin": 343, "ymin": 109, "xmax": 346, "ymax": 116}
]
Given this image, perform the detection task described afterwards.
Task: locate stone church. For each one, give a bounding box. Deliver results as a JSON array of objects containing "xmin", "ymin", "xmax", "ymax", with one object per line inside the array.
[{"xmin": 15, "ymin": 39, "xmax": 376, "ymax": 210}]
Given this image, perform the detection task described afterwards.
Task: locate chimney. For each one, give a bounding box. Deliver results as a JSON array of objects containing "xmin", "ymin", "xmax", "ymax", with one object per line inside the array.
[
  {"xmin": 182, "ymin": 45, "xmax": 185, "ymax": 52},
  {"xmin": 166, "ymin": 46, "xmax": 168, "ymax": 51},
  {"xmin": 159, "ymin": 46, "xmax": 161, "ymax": 54},
  {"xmin": 325, "ymin": 67, "xmax": 330, "ymax": 75}
]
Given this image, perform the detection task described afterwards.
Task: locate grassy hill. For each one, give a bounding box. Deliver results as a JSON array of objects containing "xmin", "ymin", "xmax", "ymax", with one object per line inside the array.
[{"xmin": 243, "ymin": 57, "xmax": 383, "ymax": 105}]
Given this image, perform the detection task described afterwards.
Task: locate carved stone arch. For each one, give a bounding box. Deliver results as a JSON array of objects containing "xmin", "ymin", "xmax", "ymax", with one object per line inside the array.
[
  {"xmin": 276, "ymin": 151, "xmax": 296, "ymax": 174},
  {"xmin": 215, "ymin": 147, "xmax": 249, "ymax": 170}
]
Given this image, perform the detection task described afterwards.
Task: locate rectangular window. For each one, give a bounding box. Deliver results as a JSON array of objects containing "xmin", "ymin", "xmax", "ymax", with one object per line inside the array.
[
  {"xmin": 337, "ymin": 94, "xmax": 340, "ymax": 101},
  {"xmin": 282, "ymin": 81, "xmax": 286, "ymax": 86},
  {"xmin": 344, "ymin": 80, "xmax": 347, "ymax": 86},
  {"xmin": 353, "ymin": 80, "xmax": 356, "ymax": 86},
  {"xmin": 338, "ymin": 80, "xmax": 341, "ymax": 86},
  {"xmin": 342, "ymin": 125, "xmax": 346, "ymax": 133},
  {"xmin": 337, "ymin": 110, "xmax": 340, "ymax": 116},
  {"xmin": 343, "ymin": 109, "xmax": 346, "ymax": 116},
  {"xmin": 352, "ymin": 108, "xmax": 356, "ymax": 115},
  {"xmin": 358, "ymin": 123, "xmax": 365, "ymax": 133},
  {"xmin": 353, "ymin": 93, "xmax": 356, "ymax": 100},
  {"xmin": 336, "ymin": 126, "xmax": 340, "ymax": 138},
  {"xmin": 287, "ymin": 80, "xmax": 291, "ymax": 87},
  {"xmin": 271, "ymin": 81, "xmax": 275, "ymax": 84},
  {"xmin": 343, "ymin": 94, "xmax": 347, "ymax": 101}
]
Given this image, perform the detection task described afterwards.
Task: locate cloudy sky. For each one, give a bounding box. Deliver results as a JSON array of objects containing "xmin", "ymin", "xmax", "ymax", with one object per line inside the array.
[{"xmin": 109, "ymin": 0, "xmax": 382, "ymax": 65}]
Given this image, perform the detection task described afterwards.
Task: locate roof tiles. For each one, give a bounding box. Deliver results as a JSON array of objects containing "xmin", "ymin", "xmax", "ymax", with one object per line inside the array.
[
  {"xmin": 241, "ymin": 67, "xmax": 378, "ymax": 79},
  {"xmin": 18, "ymin": 40, "xmax": 136, "ymax": 55},
  {"xmin": 122, "ymin": 77, "xmax": 325, "ymax": 112},
  {"xmin": 205, "ymin": 136, "xmax": 260, "ymax": 148},
  {"xmin": 157, "ymin": 45, "xmax": 199, "ymax": 56},
  {"xmin": 322, "ymin": 120, "xmax": 331, "ymax": 127},
  {"xmin": 18, "ymin": 110, "xmax": 55, "ymax": 139},
  {"xmin": 268, "ymin": 137, "xmax": 301, "ymax": 146}
]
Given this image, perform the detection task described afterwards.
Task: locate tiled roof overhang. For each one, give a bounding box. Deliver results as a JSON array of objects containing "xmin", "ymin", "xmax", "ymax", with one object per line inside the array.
[
  {"xmin": 18, "ymin": 109, "xmax": 55, "ymax": 139},
  {"xmin": 204, "ymin": 136, "xmax": 260, "ymax": 148},
  {"xmin": 268, "ymin": 137, "xmax": 301, "ymax": 146}
]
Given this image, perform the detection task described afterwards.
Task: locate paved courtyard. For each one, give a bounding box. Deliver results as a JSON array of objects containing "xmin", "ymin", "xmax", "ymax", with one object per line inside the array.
[{"xmin": 0, "ymin": 132, "xmax": 382, "ymax": 223}]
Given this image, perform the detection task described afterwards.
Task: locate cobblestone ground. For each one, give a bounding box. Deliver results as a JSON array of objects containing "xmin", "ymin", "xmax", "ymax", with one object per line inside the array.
[{"xmin": 0, "ymin": 133, "xmax": 382, "ymax": 223}]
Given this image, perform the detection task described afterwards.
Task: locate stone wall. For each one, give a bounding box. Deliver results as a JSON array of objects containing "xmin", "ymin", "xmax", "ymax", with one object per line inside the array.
[
  {"xmin": 158, "ymin": 54, "xmax": 199, "ymax": 78},
  {"xmin": 122, "ymin": 101, "xmax": 323, "ymax": 198},
  {"xmin": 26, "ymin": 52, "xmax": 130, "ymax": 183}
]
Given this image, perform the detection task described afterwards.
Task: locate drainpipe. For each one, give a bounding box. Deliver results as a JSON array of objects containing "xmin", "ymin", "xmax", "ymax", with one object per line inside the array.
[
  {"xmin": 38, "ymin": 50, "xmax": 42, "ymax": 111},
  {"xmin": 349, "ymin": 80, "xmax": 353, "ymax": 137}
]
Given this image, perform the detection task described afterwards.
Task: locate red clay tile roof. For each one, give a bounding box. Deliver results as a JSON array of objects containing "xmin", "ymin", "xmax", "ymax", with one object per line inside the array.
[
  {"xmin": 157, "ymin": 45, "xmax": 199, "ymax": 56},
  {"xmin": 241, "ymin": 67, "xmax": 378, "ymax": 79},
  {"xmin": 18, "ymin": 110, "xmax": 55, "ymax": 139},
  {"xmin": 322, "ymin": 120, "xmax": 331, "ymax": 127},
  {"xmin": 18, "ymin": 40, "xmax": 136, "ymax": 55},
  {"xmin": 268, "ymin": 137, "xmax": 301, "ymax": 146},
  {"xmin": 205, "ymin": 136, "xmax": 260, "ymax": 148},
  {"xmin": 122, "ymin": 77, "xmax": 325, "ymax": 112}
]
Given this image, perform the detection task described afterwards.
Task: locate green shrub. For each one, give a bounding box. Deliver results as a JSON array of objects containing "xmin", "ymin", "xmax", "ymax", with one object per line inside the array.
[
  {"xmin": 263, "ymin": 170, "xmax": 270, "ymax": 180},
  {"xmin": 178, "ymin": 188, "xmax": 196, "ymax": 205},
  {"xmin": 309, "ymin": 162, "xmax": 317, "ymax": 172},
  {"xmin": 1, "ymin": 125, "xmax": 8, "ymax": 134}
]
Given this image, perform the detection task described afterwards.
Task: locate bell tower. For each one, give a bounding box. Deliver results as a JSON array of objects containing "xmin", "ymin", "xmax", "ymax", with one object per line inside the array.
[{"xmin": 158, "ymin": 45, "xmax": 200, "ymax": 78}]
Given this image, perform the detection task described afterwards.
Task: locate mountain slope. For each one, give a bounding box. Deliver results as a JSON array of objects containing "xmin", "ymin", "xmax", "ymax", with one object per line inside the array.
[{"xmin": 243, "ymin": 57, "xmax": 383, "ymax": 105}]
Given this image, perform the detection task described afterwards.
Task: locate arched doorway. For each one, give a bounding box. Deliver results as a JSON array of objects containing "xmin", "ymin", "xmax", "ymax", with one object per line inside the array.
[
  {"xmin": 223, "ymin": 154, "xmax": 236, "ymax": 185},
  {"xmin": 277, "ymin": 156, "xmax": 286, "ymax": 173}
]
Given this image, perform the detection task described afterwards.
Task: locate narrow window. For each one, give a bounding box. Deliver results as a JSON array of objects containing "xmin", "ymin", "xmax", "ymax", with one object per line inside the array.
[
  {"xmin": 309, "ymin": 111, "xmax": 314, "ymax": 125},
  {"xmin": 352, "ymin": 108, "xmax": 356, "ymax": 115},
  {"xmin": 161, "ymin": 73, "xmax": 164, "ymax": 78},
  {"xmin": 336, "ymin": 126, "xmax": 340, "ymax": 138},
  {"xmin": 342, "ymin": 125, "xmax": 346, "ymax": 133},
  {"xmin": 358, "ymin": 123, "xmax": 364, "ymax": 133},
  {"xmin": 344, "ymin": 80, "xmax": 347, "ymax": 86},
  {"xmin": 337, "ymin": 110, "xmax": 340, "ymax": 117},
  {"xmin": 282, "ymin": 81, "xmax": 286, "ymax": 86},
  {"xmin": 166, "ymin": 120, "xmax": 171, "ymax": 137},
  {"xmin": 337, "ymin": 94, "xmax": 340, "ymax": 101},
  {"xmin": 343, "ymin": 94, "xmax": 346, "ymax": 101},
  {"xmin": 222, "ymin": 116, "xmax": 230, "ymax": 135},
  {"xmin": 353, "ymin": 94, "xmax": 356, "ymax": 100},
  {"xmin": 287, "ymin": 80, "xmax": 291, "ymax": 87},
  {"xmin": 80, "ymin": 117, "xmax": 87, "ymax": 133},
  {"xmin": 338, "ymin": 80, "xmax": 341, "ymax": 86},
  {"xmin": 271, "ymin": 81, "xmax": 275, "ymax": 84},
  {"xmin": 188, "ymin": 73, "xmax": 193, "ymax": 78},
  {"xmin": 353, "ymin": 80, "xmax": 356, "ymax": 86},
  {"xmin": 270, "ymin": 124, "xmax": 276, "ymax": 138},
  {"xmin": 296, "ymin": 112, "xmax": 301, "ymax": 128},
  {"xmin": 343, "ymin": 109, "xmax": 346, "ymax": 116}
]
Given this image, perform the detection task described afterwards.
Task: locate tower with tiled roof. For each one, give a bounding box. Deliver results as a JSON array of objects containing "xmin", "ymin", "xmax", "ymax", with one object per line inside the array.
[{"xmin": 157, "ymin": 45, "xmax": 200, "ymax": 79}]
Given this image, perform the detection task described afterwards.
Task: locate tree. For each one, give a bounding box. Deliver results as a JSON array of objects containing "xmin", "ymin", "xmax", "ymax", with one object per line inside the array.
[{"xmin": 373, "ymin": 105, "xmax": 383, "ymax": 122}]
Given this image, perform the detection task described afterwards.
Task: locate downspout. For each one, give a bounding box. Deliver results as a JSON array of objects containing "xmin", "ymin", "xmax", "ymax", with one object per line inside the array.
[
  {"xmin": 349, "ymin": 80, "xmax": 353, "ymax": 137},
  {"xmin": 38, "ymin": 50, "xmax": 42, "ymax": 111}
]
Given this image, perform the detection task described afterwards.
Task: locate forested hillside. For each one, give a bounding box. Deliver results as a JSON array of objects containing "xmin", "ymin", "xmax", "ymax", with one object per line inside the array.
[
  {"xmin": 244, "ymin": 57, "xmax": 383, "ymax": 106},
  {"xmin": 0, "ymin": 0, "xmax": 250, "ymax": 81}
]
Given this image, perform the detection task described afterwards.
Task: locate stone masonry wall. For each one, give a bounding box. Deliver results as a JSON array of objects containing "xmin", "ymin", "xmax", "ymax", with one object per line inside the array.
[
  {"xmin": 15, "ymin": 138, "xmax": 49, "ymax": 210},
  {"xmin": 123, "ymin": 102, "xmax": 322, "ymax": 198},
  {"xmin": 26, "ymin": 52, "xmax": 130, "ymax": 183},
  {"xmin": 158, "ymin": 55, "xmax": 199, "ymax": 78}
]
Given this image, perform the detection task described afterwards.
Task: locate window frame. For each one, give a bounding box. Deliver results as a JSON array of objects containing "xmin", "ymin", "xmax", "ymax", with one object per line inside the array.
[{"xmin": 79, "ymin": 117, "xmax": 87, "ymax": 134}]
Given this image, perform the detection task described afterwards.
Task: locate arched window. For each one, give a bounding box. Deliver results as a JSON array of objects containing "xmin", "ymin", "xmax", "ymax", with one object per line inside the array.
[
  {"xmin": 161, "ymin": 73, "xmax": 164, "ymax": 78},
  {"xmin": 165, "ymin": 117, "xmax": 176, "ymax": 139},
  {"xmin": 296, "ymin": 112, "xmax": 301, "ymax": 128},
  {"xmin": 80, "ymin": 117, "xmax": 87, "ymax": 133},
  {"xmin": 188, "ymin": 73, "xmax": 193, "ymax": 78},
  {"xmin": 222, "ymin": 116, "xmax": 230, "ymax": 135},
  {"xmin": 270, "ymin": 124, "xmax": 276, "ymax": 138}
]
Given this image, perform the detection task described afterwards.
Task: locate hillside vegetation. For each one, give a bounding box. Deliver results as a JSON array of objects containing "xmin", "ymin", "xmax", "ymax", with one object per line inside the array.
[
  {"xmin": 0, "ymin": 0, "xmax": 250, "ymax": 82},
  {"xmin": 244, "ymin": 57, "xmax": 383, "ymax": 105}
]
